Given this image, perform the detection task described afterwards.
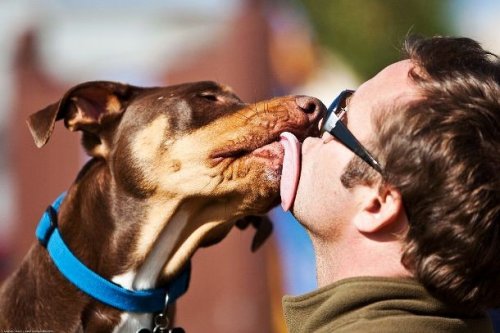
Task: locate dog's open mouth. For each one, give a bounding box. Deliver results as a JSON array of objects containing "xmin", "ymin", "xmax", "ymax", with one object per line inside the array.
[
  {"xmin": 210, "ymin": 140, "xmax": 285, "ymax": 174},
  {"xmin": 249, "ymin": 141, "xmax": 285, "ymax": 165},
  {"xmin": 211, "ymin": 131, "xmax": 305, "ymax": 211},
  {"xmin": 210, "ymin": 129, "xmax": 306, "ymax": 164}
]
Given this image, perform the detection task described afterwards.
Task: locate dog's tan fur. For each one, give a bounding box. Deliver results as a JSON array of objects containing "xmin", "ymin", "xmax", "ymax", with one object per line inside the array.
[{"xmin": 0, "ymin": 81, "xmax": 324, "ymax": 332}]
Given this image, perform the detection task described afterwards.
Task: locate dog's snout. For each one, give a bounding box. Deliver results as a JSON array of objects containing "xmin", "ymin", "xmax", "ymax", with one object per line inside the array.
[{"xmin": 295, "ymin": 96, "xmax": 325, "ymax": 119}]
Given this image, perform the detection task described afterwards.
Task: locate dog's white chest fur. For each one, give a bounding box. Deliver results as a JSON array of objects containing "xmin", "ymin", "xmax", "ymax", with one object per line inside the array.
[
  {"xmin": 111, "ymin": 208, "xmax": 189, "ymax": 332},
  {"xmin": 111, "ymin": 271, "xmax": 153, "ymax": 332}
]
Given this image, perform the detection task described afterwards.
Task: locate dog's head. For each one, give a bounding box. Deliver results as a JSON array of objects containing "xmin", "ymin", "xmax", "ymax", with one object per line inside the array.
[{"xmin": 28, "ymin": 81, "xmax": 324, "ymax": 279}]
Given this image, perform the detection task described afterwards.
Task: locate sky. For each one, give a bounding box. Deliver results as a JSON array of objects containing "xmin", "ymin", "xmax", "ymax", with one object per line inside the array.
[{"xmin": 451, "ymin": 0, "xmax": 500, "ymax": 53}]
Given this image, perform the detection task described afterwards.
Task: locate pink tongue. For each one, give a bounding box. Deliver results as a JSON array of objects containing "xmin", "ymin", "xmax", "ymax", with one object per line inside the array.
[{"xmin": 279, "ymin": 132, "xmax": 301, "ymax": 211}]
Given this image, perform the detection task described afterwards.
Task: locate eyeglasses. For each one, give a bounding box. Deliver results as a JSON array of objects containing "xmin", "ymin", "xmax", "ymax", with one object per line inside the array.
[{"xmin": 320, "ymin": 89, "xmax": 383, "ymax": 173}]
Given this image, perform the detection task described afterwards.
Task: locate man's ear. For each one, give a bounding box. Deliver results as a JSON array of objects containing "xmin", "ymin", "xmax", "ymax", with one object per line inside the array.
[
  {"xmin": 352, "ymin": 183, "xmax": 404, "ymax": 234},
  {"xmin": 26, "ymin": 81, "xmax": 144, "ymax": 157}
]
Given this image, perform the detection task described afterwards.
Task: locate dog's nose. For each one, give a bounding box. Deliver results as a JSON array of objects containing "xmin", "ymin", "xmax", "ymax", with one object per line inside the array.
[{"xmin": 295, "ymin": 96, "xmax": 326, "ymax": 120}]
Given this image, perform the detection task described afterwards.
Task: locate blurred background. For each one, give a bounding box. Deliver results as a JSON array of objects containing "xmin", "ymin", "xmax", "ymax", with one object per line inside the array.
[{"xmin": 0, "ymin": 0, "xmax": 498, "ymax": 332}]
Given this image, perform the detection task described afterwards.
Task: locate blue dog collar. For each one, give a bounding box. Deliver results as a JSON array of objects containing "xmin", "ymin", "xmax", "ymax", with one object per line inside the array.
[{"xmin": 36, "ymin": 193, "xmax": 190, "ymax": 313}]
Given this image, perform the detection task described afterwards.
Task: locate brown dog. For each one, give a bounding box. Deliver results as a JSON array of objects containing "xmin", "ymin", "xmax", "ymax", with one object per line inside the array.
[{"xmin": 0, "ymin": 81, "xmax": 324, "ymax": 332}]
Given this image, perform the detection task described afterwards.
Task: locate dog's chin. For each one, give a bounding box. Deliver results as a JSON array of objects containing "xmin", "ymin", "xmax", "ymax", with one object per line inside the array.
[
  {"xmin": 247, "ymin": 145, "xmax": 287, "ymax": 208},
  {"xmin": 245, "ymin": 141, "xmax": 284, "ymax": 187},
  {"xmin": 247, "ymin": 141, "xmax": 285, "ymax": 190},
  {"xmin": 157, "ymin": 147, "xmax": 284, "ymax": 283}
]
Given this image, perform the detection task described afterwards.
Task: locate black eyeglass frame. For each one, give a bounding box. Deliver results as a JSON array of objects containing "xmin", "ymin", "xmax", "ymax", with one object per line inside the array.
[{"xmin": 320, "ymin": 89, "xmax": 383, "ymax": 173}]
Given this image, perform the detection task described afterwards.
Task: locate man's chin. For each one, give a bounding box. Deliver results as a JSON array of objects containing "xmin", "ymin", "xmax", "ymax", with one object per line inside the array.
[
  {"xmin": 288, "ymin": 196, "xmax": 303, "ymax": 223},
  {"xmin": 287, "ymin": 190, "xmax": 316, "ymax": 231}
]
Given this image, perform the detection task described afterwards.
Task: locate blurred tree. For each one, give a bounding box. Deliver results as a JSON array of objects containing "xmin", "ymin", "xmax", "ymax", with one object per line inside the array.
[{"xmin": 296, "ymin": 0, "xmax": 452, "ymax": 80}]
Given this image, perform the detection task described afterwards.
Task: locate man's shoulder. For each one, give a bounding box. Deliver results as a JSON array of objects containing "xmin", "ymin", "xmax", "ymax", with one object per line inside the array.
[{"xmin": 283, "ymin": 277, "xmax": 493, "ymax": 333}]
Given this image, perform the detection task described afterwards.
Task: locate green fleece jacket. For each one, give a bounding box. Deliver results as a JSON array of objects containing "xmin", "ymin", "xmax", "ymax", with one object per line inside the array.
[{"xmin": 282, "ymin": 277, "xmax": 492, "ymax": 333}]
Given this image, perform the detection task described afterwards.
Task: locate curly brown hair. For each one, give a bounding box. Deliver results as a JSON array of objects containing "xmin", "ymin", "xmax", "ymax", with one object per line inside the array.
[{"xmin": 344, "ymin": 36, "xmax": 500, "ymax": 311}]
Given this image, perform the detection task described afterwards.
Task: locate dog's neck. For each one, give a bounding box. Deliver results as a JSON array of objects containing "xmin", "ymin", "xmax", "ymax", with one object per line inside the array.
[
  {"xmin": 64, "ymin": 158, "xmax": 197, "ymax": 283},
  {"xmin": 0, "ymin": 158, "xmax": 200, "ymax": 331}
]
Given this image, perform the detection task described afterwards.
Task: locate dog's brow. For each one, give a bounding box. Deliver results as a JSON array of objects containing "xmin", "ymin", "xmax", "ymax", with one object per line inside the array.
[{"xmin": 220, "ymin": 84, "xmax": 235, "ymax": 94}]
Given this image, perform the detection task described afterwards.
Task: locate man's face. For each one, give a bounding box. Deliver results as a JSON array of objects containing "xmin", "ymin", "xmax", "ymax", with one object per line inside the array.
[{"xmin": 292, "ymin": 60, "xmax": 417, "ymax": 240}]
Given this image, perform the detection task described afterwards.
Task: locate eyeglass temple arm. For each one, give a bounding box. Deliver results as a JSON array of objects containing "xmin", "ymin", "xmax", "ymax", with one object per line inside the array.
[{"xmin": 331, "ymin": 121, "xmax": 383, "ymax": 173}]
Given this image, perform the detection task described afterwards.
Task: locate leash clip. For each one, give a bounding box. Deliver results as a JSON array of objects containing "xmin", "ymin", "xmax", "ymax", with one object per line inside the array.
[
  {"xmin": 154, "ymin": 294, "xmax": 187, "ymax": 333},
  {"xmin": 154, "ymin": 293, "xmax": 171, "ymax": 332},
  {"xmin": 153, "ymin": 297, "xmax": 170, "ymax": 333},
  {"xmin": 137, "ymin": 294, "xmax": 186, "ymax": 333}
]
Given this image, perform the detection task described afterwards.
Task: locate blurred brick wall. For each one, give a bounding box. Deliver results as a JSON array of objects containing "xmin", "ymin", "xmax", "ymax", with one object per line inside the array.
[{"xmin": 10, "ymin": 33, "xmax": 81, "ymax": 267}]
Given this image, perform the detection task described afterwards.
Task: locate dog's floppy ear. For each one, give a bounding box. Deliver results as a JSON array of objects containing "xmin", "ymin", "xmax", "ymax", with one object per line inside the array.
[
  {"xmin": 27, "ymin": 81, "xmax": 143, "ymax": 156},
  {"xmin": 235, "ymin": 215, "xmax": 273, "ymax": 252}
]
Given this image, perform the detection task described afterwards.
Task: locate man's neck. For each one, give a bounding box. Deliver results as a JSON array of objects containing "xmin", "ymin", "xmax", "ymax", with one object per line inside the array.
[{"xmin": 312, "ymin": 233, "xmax": 411, "ymax": 288}]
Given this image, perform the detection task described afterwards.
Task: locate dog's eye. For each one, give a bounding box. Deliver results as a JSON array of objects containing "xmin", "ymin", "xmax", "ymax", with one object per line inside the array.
[{"xmin": 199, "ymin": 93, "xmax": 219, "ymax": 102}]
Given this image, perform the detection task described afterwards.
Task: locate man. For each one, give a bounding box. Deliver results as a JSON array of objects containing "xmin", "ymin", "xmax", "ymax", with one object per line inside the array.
[{"xmin": 280, "ymin": 36, "xmax": 500, "ymax": 332}]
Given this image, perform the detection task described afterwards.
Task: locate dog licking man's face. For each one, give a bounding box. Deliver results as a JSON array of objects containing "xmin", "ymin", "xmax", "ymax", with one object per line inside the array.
[
  {"xmin": 28, "ymin": 80, "xmax": 324, "ymax": 279},
  {"xmin": 117, "ymin": 82, "xmax": 321, "ymax": 209}
]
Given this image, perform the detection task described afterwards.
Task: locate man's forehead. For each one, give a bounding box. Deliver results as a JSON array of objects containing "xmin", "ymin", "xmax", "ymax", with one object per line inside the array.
[
  {"xmin": 344, "ymin": 59, "xmax": 418, "ymax": 142},
  {"xmin": 369, "ymin": 59, "xmax": 414, "ymax": 89},
  {"xmin": 378, "ymin": 59, "xmax": 414, "ymax": 81},
  {"xmin": 354, "ymin": 59, "xmax": 417, "ymax": 108}
]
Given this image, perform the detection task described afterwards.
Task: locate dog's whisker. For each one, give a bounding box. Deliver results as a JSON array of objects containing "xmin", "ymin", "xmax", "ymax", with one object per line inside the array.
[
  {"xmin": 250, "ymin": 102, "xmax": 259, "ymax": 115},
  {"xmin": 200, "ymin": 177, "xmax": 215, "ymax": 192},
  {"xmin": 234, "ymin": 110, "xmax": 251, "ymax": 121}
]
